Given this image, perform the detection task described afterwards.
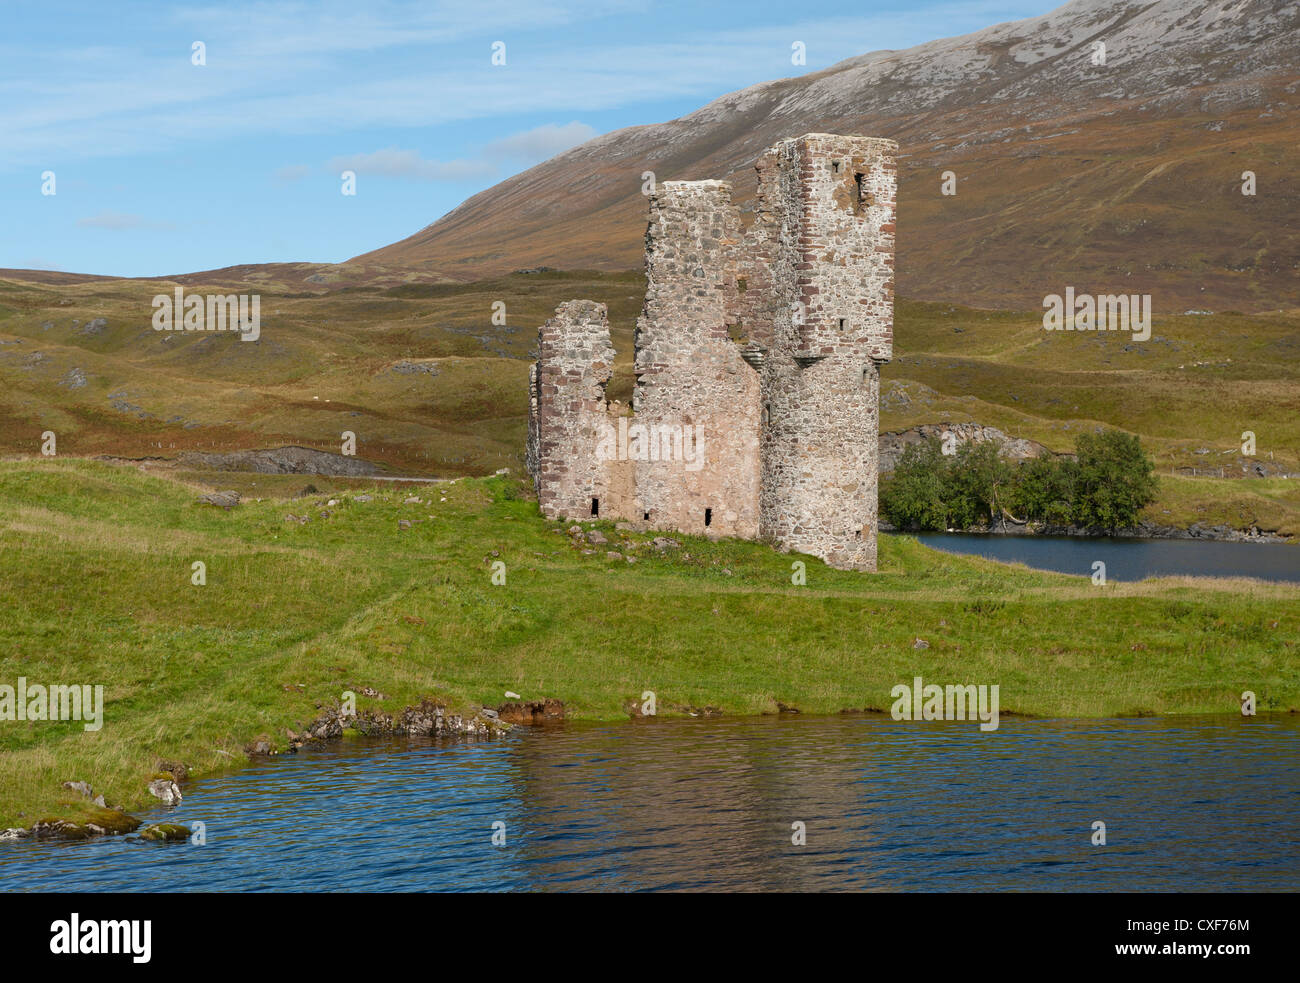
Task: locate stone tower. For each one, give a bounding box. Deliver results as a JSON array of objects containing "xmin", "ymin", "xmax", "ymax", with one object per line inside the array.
[
  {"xmin": 526, "ymin": 300, "xmax": 621, "ymax": 521},
  {"xmin": 526, "ymin": 133, "xmax": 897, "ymax": 571},
  {"xmin": 752, "ymin": 134, "xmax": 897, "ymax": 570}
]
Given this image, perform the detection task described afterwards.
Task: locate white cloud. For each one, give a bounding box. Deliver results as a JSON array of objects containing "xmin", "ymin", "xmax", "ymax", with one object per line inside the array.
[
  {"xmin": 326, "ymin": 121, "xmax": 601, "ymax": 184},
  {"xmin": 76, "ymin": 210, "xmax": 171, "ymax": 231},
  {"xmin": 169, "ymin": 1, "xmax": 647, "ymax": 60},
  {"xmin": 327, "ymin": 148, "xmax": 491, "ymax": 182},
  {"xmin": 484, "ymin": 121, "xmax": 598, "ymax": 162},
  {"xmin": 0, "ymin": 2, "xmax": 1050, "ymax": 167},
  {"xmin": 274, "ymin": 164, "xmax": 311, "ymax": 182}
]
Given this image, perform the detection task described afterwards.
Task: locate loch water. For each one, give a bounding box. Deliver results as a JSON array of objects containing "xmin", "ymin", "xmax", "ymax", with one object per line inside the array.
[
  {"xmin": 909, "ymin": 532, "xmax": 1300, "ymax": 583},
  {"xmin": 3, "ymin": 713, "xmax": 1297, "ymax": 892}
]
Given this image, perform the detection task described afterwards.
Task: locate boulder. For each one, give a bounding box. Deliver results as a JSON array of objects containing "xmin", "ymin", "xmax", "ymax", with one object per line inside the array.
[
  {"xmin": 198, "ymin": 490, "xmax": 241, "ymax": 510},
  {"xmin": 496, "ymin": 698, "xmax": 566, "ymax": 726},
  {"xmin": 156, "ymin": 760, "xmax": 188, "ymax": 782},
  {"xmin": 140, "ymin": 823, "xmax": 190, "ymax": 842},
  {"xmin": 148, "ymin": 778, "xmax": 182, "ymax": 805}
]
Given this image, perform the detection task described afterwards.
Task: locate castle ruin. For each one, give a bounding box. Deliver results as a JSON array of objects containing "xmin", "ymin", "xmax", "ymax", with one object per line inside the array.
[{"xmin": 526, "ymin": 133, "xmax": 897, "ymax": 570}]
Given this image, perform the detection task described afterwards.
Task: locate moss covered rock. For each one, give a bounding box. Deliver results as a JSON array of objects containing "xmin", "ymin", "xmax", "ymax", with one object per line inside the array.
[
  {"xmin": 30, "ymin": 808, "xmax": 141, "ymax": 840},
  {"xmin": 140, "ymin": 823, "xmax": 190, "ymax": 842}
]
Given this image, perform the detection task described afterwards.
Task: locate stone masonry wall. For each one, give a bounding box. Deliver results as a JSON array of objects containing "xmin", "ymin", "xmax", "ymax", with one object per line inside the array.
[
  {"xmin": 529, "ymin": 300, "xmax": 629, "ymax": 520},
  {"xmin": 757, "ymin": 134, "xmax": 897, "ymax": 571},
  {"xmin": 527, "ymin": 133, "xmax": 897, "ymax": 571},
  {"xmin": 632, "ymin": 181, "xmax": 761, "ymax": 537},
  {"xmin": 731, "ymin": 152, "xmax": 781, "ymax": 356},
  {"xmin": 525, "ymin": 361, "xmax": 540, "ymax": 486}
]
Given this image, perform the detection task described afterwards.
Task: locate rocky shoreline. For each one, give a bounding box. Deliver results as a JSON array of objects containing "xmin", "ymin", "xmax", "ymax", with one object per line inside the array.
[
  {"xmin": 279, "ymin": 697, "xmax": 516, "ymax": 747},
  {"xmin": 1, "ymin": 696, "xmax": 553, "ymax": 844}
]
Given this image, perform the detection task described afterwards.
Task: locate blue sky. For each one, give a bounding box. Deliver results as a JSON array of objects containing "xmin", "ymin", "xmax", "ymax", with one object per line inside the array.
[{"xmin": 1, "ymin": 0, "xmax": 1052, "ymax": 277}]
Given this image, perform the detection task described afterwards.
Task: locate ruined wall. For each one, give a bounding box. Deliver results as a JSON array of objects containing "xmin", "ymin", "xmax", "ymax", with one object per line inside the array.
[
  {"xmin": 632, "ymin": 181, "xmax": 761, "ymax": 537},
  {"xmin": 758, "ymin": 134, "xmax": 897, "ymax": 571},
  {"xmin": 529, "ymin": 300, "xmax": 631, "ymax": 521},
  {"xmin": 526, "ymin": 132, "xmax": 897, "ymax": 571},
  {"xmin": 731, "ymin": 153, "xmax": 781, "ymax": 357},
  {"xmin": 525, "ymin": 362, "xmax": 540, "ymax": 490}
]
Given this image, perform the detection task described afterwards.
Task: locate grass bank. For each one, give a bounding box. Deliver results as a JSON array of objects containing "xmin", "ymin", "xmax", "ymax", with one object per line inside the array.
[{"xmin": 1, "ymin": 457, "xmax": 1297, "ymax": 829}]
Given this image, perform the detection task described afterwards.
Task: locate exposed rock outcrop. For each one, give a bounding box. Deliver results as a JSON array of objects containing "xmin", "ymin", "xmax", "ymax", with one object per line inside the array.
[
  {"xmin": 198, "ymin": 490, "xmax": 240, "ymax": 510},
  {"xmin": 879, "ymin": 422, "xmax": 1054, "ymax": 473},
  {"xmin": 179, "ymin": 445, "xmax": 382, "ymax": 476}
]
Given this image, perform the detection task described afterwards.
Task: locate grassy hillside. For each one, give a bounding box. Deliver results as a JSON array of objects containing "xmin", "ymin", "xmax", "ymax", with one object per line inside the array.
[
  {"xmin": 0, "ymin": 269, "xmax": 642, "ymax": 477},
  {"xmin": 1, "ymin": 458, "xmax": 1297, "ymax": 830},
  {"xmin": 2, "ymin": 268, "xmax": 1298, "ymax": 533}
]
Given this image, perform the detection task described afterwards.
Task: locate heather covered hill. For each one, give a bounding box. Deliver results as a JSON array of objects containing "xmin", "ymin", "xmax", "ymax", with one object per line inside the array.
[
  {"xmin": 353, "ymin": 0, "xmax": 1300, "ymax": 312},
  {"xmin": 2, "ymin": 268, "xmax": 1298, "ymax": 535}
]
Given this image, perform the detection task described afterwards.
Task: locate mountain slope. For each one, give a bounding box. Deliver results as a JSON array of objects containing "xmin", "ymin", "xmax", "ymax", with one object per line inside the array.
[{"xmin": 353, "ymin": 0, "xmax": 1300, "ymax": 311}]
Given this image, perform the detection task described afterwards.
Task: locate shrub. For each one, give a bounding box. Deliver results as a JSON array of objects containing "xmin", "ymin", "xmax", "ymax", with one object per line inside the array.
[
  {"xmin": 880, "ymin": 437, "xmax": 948, "ymax": 530},
  {"xmin": 1070, "ymin": 429, "xmax": 1159, "ymax": 529},
  {"xmin": 1008, "ymin": 454, "xmax": 1077, "ymax": 524},
  {"xmin": 946, "ymin": 441, "xmax": 1012, "ymax": 528},
  {"xmin": 881, "ymin": 428, "xmax": 1156, "ymax": 532}
]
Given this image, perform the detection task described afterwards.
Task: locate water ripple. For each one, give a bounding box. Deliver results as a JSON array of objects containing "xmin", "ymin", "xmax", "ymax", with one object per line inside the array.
[{"xmin": 2, "ymin": 714, "xmax": 1297, "ymax": 892}]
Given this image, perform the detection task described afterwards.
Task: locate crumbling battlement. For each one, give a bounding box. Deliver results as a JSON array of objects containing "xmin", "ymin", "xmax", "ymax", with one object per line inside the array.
[{"xmin": 527, "ymin": 133, "xmax": 898, "ymax": 571}]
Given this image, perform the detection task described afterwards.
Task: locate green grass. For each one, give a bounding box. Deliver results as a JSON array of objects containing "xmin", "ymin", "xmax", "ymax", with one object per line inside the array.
[
  {"xmin": 884, "ymin": 300, "xmax": 1300, "ymax": 471},
  {"xmin": 1, "ymin": 457, "xmax": 1297, "ymax": 829},
  {"xmin": 1147, "ymin": 474, "xmax": 1300, "ymax": 538}
]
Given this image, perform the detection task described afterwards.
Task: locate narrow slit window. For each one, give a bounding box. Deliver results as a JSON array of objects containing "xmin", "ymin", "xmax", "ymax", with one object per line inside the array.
[
  {"xmin": 838, "ymin": 318, "xmax": 846, "ymax": 331},
  {"xmin": 832, "ymin": 161, "xmax": 841, "ymax": 174},
  {"xmin": 591, "ymin": 497, "xmax": 599, "ymax": 517},
  {"xmin": 642, "ymin": 511, "xmax": 650, "ymax": 521},
  {"xmin": 704, "ymin": 508, "xmax": 713, "ymax": 527},
  {"xmin": 855, "ymin": 173, "xmax": 873, "ymax": 214}
]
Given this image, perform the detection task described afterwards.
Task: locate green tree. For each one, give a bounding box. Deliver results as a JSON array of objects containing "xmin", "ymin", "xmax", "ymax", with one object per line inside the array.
[
  {"xmin": 880, "ymin": 437, "xmax": 948, "ymax": 530},
  {"xmin": 1008, "ymin": 454, "xmax": 1077, "ymax": 524},
  {"xmin": 883, "ymin": 428, "xmax": 1156, "ymax": 534},
  {"xmin": 946, "ymin": 441, "xmax": 1012, "ymax": 528},
  {"xmin": 1070, "ymin": 428, "xmax": 1158, "ymax": 529}
]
